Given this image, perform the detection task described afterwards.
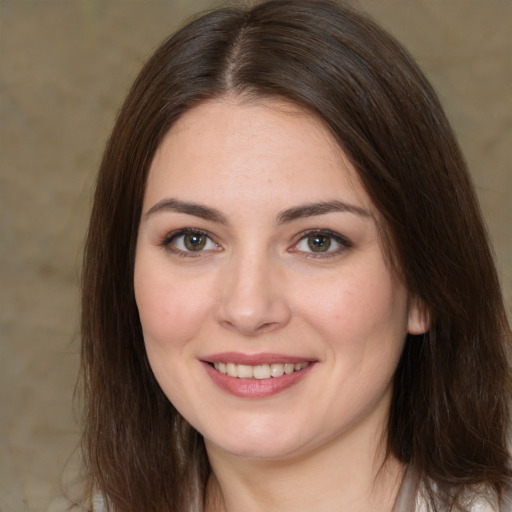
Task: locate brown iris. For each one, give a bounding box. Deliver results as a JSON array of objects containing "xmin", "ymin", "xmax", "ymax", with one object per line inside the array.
[
  {"xmin": 184, "ymin": 233, "xmax": 207, "ymax": 251},
  {"xmin": 307, "ymin": 234, "xmax": 331, "ymax": 252}
]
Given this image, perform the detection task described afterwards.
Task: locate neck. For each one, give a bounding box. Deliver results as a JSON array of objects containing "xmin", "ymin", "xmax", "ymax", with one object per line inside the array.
[{"xmin": 204, "ymin": 424, "xmax": 405, "ymax": 512}]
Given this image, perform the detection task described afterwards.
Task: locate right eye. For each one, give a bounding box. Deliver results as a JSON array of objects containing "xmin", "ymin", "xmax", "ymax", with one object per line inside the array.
[{"xmin": 165, "ymin": 229, "xmax": 220, "ymax": 255}]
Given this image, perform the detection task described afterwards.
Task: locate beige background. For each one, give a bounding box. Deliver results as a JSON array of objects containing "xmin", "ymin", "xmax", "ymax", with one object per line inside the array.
[{"xmin": 1, "ymin": 1, "xmax": 510, "ymax": 511}]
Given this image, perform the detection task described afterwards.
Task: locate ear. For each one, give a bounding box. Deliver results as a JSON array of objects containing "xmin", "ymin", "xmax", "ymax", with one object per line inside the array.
[{"xmin": 407, "ymin": 296, "xmax": 430, "ymax": 335}]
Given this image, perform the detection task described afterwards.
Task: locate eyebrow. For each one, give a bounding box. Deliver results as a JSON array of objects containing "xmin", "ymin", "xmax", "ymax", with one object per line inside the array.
[
  {"xmin": 144, "ymin": 198, "xmax": 371, "ymax": 224},
  {"xmin": 145, "ymin": 198, "xmax": 228, "ymax": 224},
  {"xmin": 276, "ymin": 200, "xmax": 371, "ymax": 224}
]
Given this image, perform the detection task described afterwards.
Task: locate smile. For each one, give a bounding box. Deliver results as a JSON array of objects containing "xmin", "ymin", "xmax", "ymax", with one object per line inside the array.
[
  {"xmin": 202, "ymin": 355, "xmax": 315, "ymax": 398},
  {"xmin": 213, "ymin": 362, "xmax": 310, "ymax": 379}
]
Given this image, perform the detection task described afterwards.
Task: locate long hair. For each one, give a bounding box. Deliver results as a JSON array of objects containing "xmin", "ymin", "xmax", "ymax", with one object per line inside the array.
[{"xmin": 80, "ymin": 1, "xmax": 512, "ymax": 510}]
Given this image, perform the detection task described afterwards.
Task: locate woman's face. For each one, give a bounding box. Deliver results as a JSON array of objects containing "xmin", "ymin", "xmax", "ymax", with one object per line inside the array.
[{"xmin": 134, "ymin": 98, "xmax": 424, "ymax": 461}]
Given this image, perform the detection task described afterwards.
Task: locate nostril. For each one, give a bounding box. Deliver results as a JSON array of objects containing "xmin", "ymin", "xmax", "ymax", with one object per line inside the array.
[
  {"xmin": 219, "ymin": 318, "xmax": 284, "ymax": 336},
  {"xmin": 214, "ymin": 275, "xmax": 292, "ymax": 335}
]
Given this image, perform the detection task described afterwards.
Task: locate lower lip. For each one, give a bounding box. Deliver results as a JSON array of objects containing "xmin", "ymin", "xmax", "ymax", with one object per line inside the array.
[{"xmin": 202, "ymin": 362, "xmax": 314, "ymax": 398}]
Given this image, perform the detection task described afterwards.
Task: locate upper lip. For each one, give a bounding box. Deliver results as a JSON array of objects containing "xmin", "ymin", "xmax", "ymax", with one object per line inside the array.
[{"xmin": 201, "ymin": 352, "xmax": 315, "ymax": 365}]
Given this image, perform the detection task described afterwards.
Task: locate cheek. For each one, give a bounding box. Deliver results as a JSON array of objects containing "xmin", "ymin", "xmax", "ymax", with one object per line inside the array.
[
  {"xmin": 293, "ymin": 263, "xmax": 409, "ymax": 353},
  {"xmin": 134, "ymin": 262, "xmax": 212, "ymax": 350}
]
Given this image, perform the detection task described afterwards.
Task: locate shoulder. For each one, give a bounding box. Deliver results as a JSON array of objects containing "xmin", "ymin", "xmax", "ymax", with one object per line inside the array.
[
  {"xmin": 415, "ymin": 483, "xmax": 511, "ymax": 512},
  {"xmin": 92, "ymin": 493, "xmax": 107, "ymax": 512},
  {"xmin": 395, "ymin": 466, "xmax": 511, "ymax": 512},
  {"xmin": 499, "ymin": 484, "xmax": 512, "ymax": 512}
]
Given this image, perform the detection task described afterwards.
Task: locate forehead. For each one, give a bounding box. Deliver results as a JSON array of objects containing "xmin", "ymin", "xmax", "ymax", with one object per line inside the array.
[{"xmin": 145, "ymin": 98, "xmax": 373, "ymax": 214}]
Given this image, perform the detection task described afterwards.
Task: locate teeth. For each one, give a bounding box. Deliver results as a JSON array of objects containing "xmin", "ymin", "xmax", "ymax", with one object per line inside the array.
[
  {"xmin": 226, "ymin": 362, "xmax": 237, "ymax": 377},
  {"xmin": 237, "ymin": 364, "xmax": 253, "ymax": 379},
  {"xmin": 213, "ymin": 361, "xmax": 309, "ymax": 379},
  {"xmin": 270, "ymin": 363, "xmax": 284, "ymax": 377},
  {"xmin": 284, "ymin": 363, "xmax": 295, "ymax": 374},
  {"xmin": 253, "ymin": 364, "xmax": 271, "ymax": 379}
]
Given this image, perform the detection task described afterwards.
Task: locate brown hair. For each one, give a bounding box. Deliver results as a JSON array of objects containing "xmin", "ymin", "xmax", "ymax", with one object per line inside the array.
[{"xmin": 79, "ymin": 1, "xmax": 512, "ymax": 510}]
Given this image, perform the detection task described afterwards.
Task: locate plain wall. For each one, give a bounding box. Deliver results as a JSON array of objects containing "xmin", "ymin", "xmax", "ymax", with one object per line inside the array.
[{"xmin": 0, "ymin": 1, "xmax": 510, "ymax": 510}]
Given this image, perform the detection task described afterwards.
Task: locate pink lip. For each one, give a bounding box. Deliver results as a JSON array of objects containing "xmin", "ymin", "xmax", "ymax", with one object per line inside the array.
[{"xmin": 200, "ymin": 354, "xmax": 316, "ymax": 399}]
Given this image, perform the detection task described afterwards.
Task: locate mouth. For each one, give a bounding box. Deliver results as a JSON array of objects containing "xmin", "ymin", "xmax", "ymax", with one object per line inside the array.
[
  {"xmin": 201, "ymin": 354, "xmax": 315, "ymax": 398},
  {"xmin": 211, "ymin": 361, "xmax": 310, "ymax": 379}
]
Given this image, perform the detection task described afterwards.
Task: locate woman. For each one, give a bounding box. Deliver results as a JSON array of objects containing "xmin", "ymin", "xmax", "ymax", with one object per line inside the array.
[{"xmin": 79, "ymin": 1, "xmax": 512, "ymax": 511}]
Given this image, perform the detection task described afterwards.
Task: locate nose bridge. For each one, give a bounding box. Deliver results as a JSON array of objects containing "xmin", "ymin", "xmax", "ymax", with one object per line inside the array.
[{"xmin": 215, "ymin": 244, "xmax": 291, "ymax": 335}]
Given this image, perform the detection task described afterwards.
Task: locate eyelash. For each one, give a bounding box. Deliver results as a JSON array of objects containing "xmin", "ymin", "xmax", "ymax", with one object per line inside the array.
[{"xmin": 161, "ymin": 228, "xmax": 352, "ymax": 258}]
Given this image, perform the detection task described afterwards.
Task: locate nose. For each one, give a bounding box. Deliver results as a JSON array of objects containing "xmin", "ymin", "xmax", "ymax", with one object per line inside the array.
[{"xmin": 215, "ymin": 252, "xmax": 292, "ymax": 336}]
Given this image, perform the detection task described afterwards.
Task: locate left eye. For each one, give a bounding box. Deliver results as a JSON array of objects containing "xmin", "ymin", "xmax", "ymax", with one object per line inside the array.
[
  {"xmin": 169, "ymin": 231, "xmax": 218, "ymax": 252},
  {"xmin": 294, "ymin": 232, "xmax": 349, "ymax": 255}
]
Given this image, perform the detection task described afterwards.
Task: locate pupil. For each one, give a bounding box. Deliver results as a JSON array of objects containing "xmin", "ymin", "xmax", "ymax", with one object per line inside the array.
[
  {"xmin": 184, "ymin": 233, "xmax": 206, "ymax": 251},
  {"xmin": 308, "ymin": 235, "xmax": 331, "ymax": 252}
]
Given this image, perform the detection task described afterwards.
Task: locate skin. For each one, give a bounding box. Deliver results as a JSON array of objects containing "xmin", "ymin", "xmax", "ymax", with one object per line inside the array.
[{"xmin": 134, "ymin": 98, "xmax": 427, "ymax": 512}]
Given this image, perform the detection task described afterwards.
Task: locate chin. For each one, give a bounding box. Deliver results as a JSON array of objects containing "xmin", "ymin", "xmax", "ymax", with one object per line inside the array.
[{"xmin": 203, "ymin": 426, "xmax": 307, "ymax": 461}]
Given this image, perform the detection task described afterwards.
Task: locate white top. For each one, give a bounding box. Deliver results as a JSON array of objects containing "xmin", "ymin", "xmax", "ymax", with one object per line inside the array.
[
  {"xmin": 393, "ymin": 466, "xmax": 512, "ymax": 512},
  {"xmin": 93, "ymin": 466, "xmax": 512, "ymax": 511}
]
